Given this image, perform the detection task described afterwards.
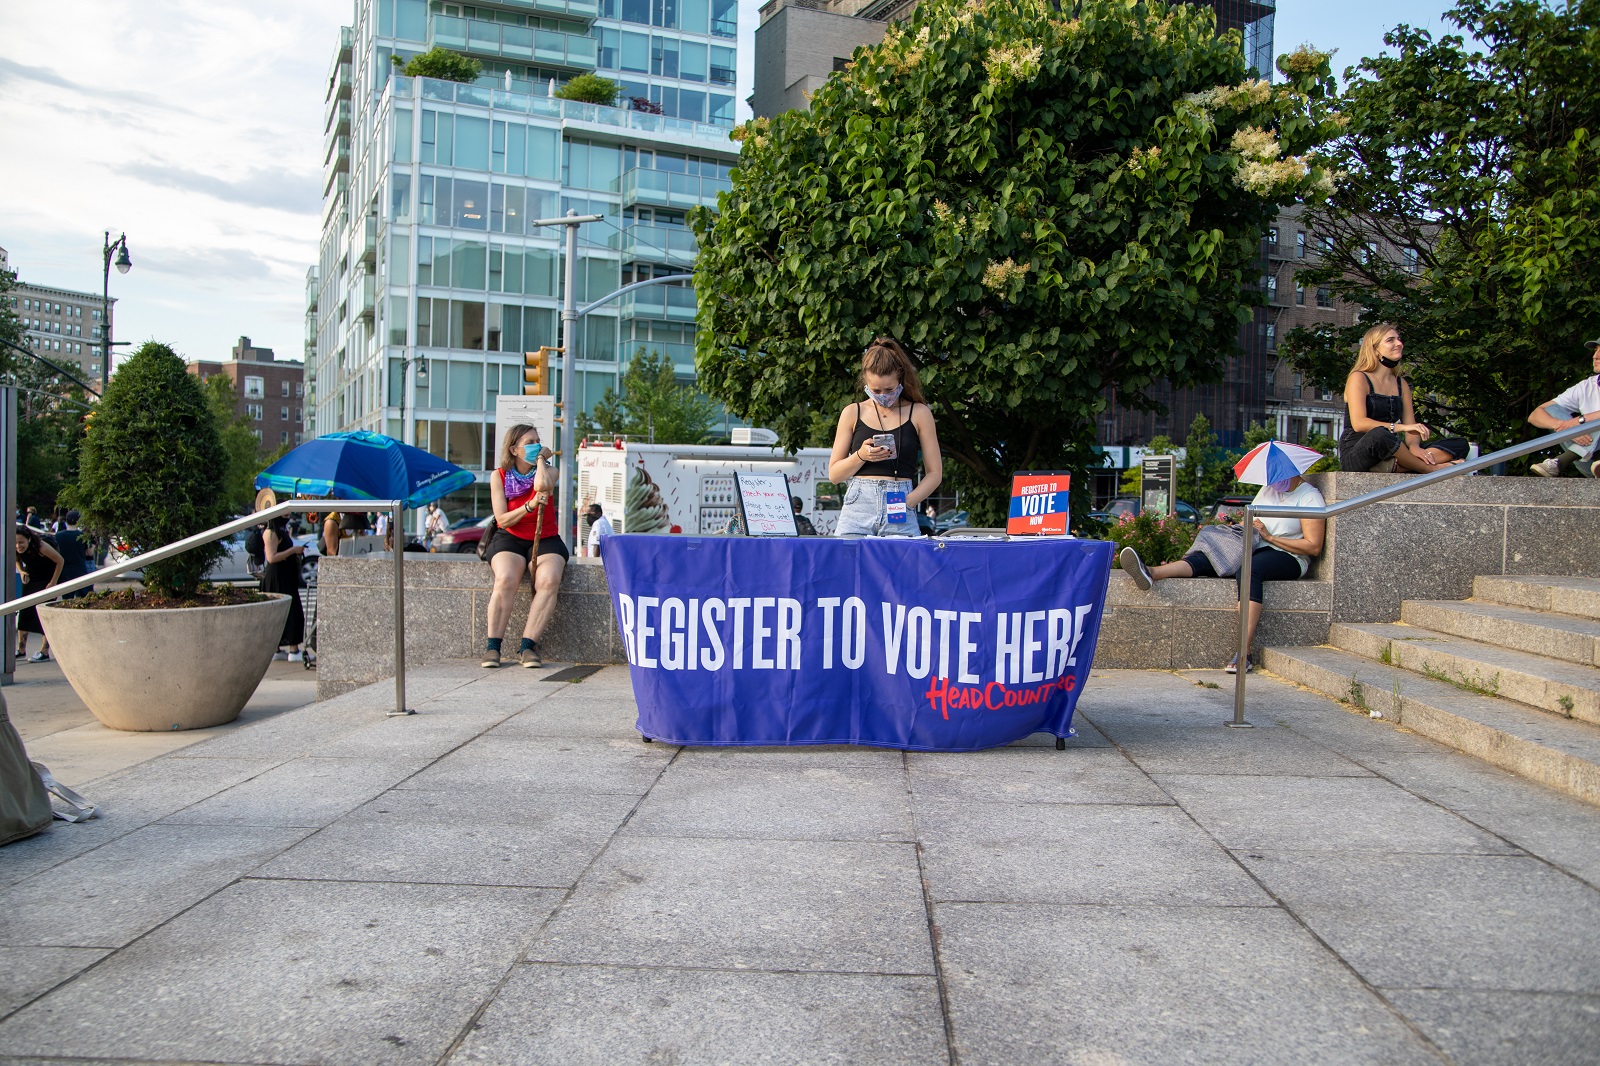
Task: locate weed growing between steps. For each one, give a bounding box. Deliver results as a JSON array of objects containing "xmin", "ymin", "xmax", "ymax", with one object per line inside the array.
[
  {"xmin": 1558, "ymin": 694, "xmax": 1576, "ymax": 716},
  {"xmin": 1420, "ymin": 662, "xmax": 1502, "ymax": 697}
]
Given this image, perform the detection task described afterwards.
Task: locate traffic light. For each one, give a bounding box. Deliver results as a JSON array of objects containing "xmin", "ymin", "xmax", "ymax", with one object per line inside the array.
[{"xmin": 523, "ymin": 346, "xmax": 559, "ymax": 396}]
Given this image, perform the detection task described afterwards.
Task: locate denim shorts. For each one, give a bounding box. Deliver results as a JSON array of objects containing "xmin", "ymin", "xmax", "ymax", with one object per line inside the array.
[{"xmin": 833, "ymin": 478, "xmax": 919, "ymax": 537}]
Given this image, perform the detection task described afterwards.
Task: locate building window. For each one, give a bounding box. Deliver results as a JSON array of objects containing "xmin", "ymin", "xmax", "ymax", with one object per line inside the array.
[
  {"xmin": 1364, "ymin": 240, "xmax": 1379, "ymax": 264},
  {"xmin": 1265, "ymin": 323, "xmax": 1276, "ymax": 349},
  {"xmin": 295, "ymin": 381, "xmax": 304, "ymax": 397},
  {"xmin": 247, "ymin": 403, "xmax": 264, "ymax": 421},
  {"xmin": 1293, "ymin": 371, "xmax": 1303, "ymax": 390},
  {"xmin": 1319, "ymin": 235, "xmax": 1335, "ymax": 254},
  {"xmin": 1295, "ymin": 280, "xmax": 1305, "ymax": 306},
  {"xmin": 1403, "ymin": 248, "xmax": 1419, "ymax": 274},
  {"xmin": 1295, "ymin": 232, "xmax": 1306, "ymax": 259},
  {"xmin": 1312, "ymin": 419, "xmax": 1332, "ymax": 437},
  {"xmin": 294, "ymin": 408, "xmax": 302, "ymax": 422},
  {"xmin": 280, "ymin": 406, "xmax": 290, "ymax": 421},
  {"xmin": 1266, "ymin": 275, "xmax": 1277, "ymax": 302},
  {"xmin": 1316, "ymin": 286, "xmax": 1332, "ymax": 308},
  {"xmin": 253, "ymin": 428, "xmax": 262, "ymax": 442},
  {"xmin": 244, "ymin": 376, "xmax": 265, "ymax": 398},
  {"xmin": 1267, "ymin": 227, "xmax": 1278, "ymax": 245},
  {"xmin": 281, "ymin": 431, "xmax": 289, "ymax": 444},
  {"xmin": 281, "ymin": 380, "xmax": 291, "ymax": 397},
  {"xmin": 1266, "ymin": 366, "xmax": 1276, "ymax": 387}
]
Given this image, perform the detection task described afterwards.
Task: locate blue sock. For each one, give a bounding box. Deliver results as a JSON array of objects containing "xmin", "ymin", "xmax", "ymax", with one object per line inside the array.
[
  {"xmin": 520, "ymin": 637, "xmax": 535, "ymax": 652},
  {"xmin": 487, "ymin": 637, "xmax": 503, "ymax": 652}
]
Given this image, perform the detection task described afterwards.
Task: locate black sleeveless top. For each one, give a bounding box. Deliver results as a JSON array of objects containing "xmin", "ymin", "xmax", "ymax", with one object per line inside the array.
[
  {"xmin": 849, "ymin": 401, "xmax": 921, "ymax": 480},
  {"xmin": 1341, "ymin": 372, "xmax": 1405, "ymax": 444}
]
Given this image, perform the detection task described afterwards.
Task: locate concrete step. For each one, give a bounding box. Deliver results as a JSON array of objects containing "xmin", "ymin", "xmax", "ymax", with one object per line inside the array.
[
  {"xmin": 1474, "ymin": 574, "xmax": 1600, "ymax": 621},
  {"xmin": 1400, "ymin": 598, "xmax": 1600, "ymax": 668},
  {"xmin": 1261, "ymin": 644, "xmax": 1600, "ymax": 807},
  {"xmin": 1329, "ymin": 622, "xmax": 1600, "ymax": 726}
]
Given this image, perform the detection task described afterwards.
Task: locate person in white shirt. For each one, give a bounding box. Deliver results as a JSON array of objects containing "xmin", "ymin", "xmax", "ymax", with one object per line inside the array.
[
  {"xmin": 584, "ymin": 502, "xmax": 614, "ymax": 558},
  {"xmin": 423, "ymin": 502, "xmax": 448, "ymax": 550},
  {"xmin": 1119, "ymin": 476, "xmax": 1327, "ymax": 673},
  {"xmin": 1528, "ymin": 338, "xmax": 1600, "ymax": 477}
]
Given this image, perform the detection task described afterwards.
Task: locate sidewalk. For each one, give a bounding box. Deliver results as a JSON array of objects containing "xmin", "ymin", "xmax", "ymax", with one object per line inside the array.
[{"xmin": 1, "ymin": 662, "xmax": 1597, "ymax": 1064}]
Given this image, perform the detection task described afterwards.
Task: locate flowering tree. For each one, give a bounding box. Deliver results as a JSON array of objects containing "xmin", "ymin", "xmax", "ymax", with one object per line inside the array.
[{"xmin": 691, "ymin": 0, "xmax": 1343, "ymax": 522}]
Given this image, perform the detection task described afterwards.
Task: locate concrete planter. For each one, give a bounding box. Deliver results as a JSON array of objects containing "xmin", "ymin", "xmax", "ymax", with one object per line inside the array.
[{"xmin": 40, "ymin": 595, "xmax": 293, "ymax": 731}]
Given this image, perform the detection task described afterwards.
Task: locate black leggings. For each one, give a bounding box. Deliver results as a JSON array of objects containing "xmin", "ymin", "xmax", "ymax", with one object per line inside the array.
[{"xmin": 1184, "ymin": 546, "xmax": 1303, "ymax": 604}]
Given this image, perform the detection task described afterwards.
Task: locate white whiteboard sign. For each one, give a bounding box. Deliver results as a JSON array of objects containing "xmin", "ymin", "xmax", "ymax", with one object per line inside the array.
[
  {"xmin": 735, "ymin": 471, "xmax": 798, "ymax": 537},
  {"xmin": 495, "ymin": 395, "xmax": 557, "ymax": 462}
]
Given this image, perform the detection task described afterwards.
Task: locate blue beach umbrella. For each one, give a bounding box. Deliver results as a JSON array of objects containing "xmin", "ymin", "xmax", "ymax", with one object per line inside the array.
[{"xmin": 254, "ymin": 431, "xmax": 476, "ymax": 509}]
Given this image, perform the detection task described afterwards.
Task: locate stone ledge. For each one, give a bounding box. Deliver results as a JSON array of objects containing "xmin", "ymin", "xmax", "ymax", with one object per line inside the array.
[{"xmin": 1106, "ymin": 571, "xmax": 1332, "ymax": 611}]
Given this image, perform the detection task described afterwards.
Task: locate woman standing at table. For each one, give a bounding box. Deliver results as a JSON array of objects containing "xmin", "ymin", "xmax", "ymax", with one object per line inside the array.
[
  {"xmin": 828, "ymin": 337, "xmax": 943, "ymax": 536},
  {"xmin": 482, "ymin": 423, "xmax": 563, "ymax": 669}
]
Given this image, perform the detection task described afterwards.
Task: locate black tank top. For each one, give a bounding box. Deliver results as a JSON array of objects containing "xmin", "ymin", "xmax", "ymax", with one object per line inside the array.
[
  {"xmin": 849, "ymin": 401, "xmax": 921, "ymax": 479},
  {"xmin": 1341, "ymin": 373, "xmax": 1404, "ymax": 442}
]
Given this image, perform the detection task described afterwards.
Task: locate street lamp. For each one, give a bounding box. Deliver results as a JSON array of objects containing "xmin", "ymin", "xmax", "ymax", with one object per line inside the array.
[
  {"xmin": 399, "ymin": 348, "xmax": 429, "ymax": 447},
  {"xmin": 101, "ymin": 231, "xmax": 131, "ymax": 391}
]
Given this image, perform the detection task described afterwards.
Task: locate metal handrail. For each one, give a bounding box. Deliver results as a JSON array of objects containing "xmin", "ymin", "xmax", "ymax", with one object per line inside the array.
[
  {"xmin": 1230, "ymin": 421, "xmax": 1597, "ymax": 725},
  {"xmin": 2, "ymin": 500, "xmax": 415, "ymax": 718}
]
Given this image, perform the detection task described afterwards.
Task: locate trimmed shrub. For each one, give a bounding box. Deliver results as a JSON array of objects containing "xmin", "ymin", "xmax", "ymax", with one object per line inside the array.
[
  {"xmin": 554, "ymin": 73, "xmax": 619, "ymax": 106},
  {"xmin": 397, "ymin": 47, "xmax": 482, "ymax": 82},
  {"xmin": 1108, "ymin": 512, "xmax": 1197, "ymax": 568},
  {"xmin": 75, "ymin": 341, "xmax": 228, "ymax": 597}
]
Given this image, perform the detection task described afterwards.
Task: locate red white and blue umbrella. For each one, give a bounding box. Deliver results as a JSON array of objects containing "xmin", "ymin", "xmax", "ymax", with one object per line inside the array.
[{"xmin": 1233, "ymin": 440, "xmax": 1324, "ymax": 486}]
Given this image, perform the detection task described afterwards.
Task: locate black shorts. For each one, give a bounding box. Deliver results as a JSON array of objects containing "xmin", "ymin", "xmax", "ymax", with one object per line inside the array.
[{"xmin": 484, "ymin": 530, "xmax": 569, "ymax": 564}]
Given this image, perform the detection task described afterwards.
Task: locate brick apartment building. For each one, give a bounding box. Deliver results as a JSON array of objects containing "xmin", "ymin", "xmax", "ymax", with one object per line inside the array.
[
  {"xmin": 1, "ymin": 246, "xmax": 115, "ymax": 386},
  {"xmin": 188, "ymin": 336, "xmax": 307, "ymax": 451}
]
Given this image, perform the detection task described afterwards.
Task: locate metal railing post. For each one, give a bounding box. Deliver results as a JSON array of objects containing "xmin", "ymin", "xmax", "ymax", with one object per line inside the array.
[
  {"xmin": 1230, "ymin": 504, "xmax": 1254, "ymax": 727},
  {"xmin": 390, "ymin": 501, "xmax": 412, "ymax": 717}
]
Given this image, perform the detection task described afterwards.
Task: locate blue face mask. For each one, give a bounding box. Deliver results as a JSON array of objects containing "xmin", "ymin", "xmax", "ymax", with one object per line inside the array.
[
  {"xmin": 866, "ymin": 384, "xmax": 903, "ymax": 407},
  {"xmin": 522, "ymin": 442, "xmax": 543, "ymax": 463}
]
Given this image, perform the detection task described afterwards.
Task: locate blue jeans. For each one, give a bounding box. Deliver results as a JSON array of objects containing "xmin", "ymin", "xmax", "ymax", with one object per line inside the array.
[{"xmin": 833, "ymin": 478, "xmax": 919, "ymax": 537}]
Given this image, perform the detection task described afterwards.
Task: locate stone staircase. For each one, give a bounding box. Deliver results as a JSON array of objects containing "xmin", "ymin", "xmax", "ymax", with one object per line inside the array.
[{"xmin": 1263, "ymin": 575, "xmax": 1600, "ymax": 807}]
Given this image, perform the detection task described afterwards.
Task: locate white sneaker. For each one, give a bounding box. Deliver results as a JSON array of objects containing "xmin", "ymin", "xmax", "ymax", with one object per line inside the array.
[
  {"xmin": 272, "ymin": 651, "xmax": 289, "ymax": 661},
  {"xmin": 287, "ymin": 651, "xmax": 303, "ymax": 662},
  {"xmin": 1118, "ymin": 546, "xmax": 1153, "ymax": 591},
  {"xmin": 1531, "ymin": 457, "xmax": 1561, "ymax": 477}
]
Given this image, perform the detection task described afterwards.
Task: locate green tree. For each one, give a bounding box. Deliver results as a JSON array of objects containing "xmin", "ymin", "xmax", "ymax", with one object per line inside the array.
[
  {"xmin": 75, "ymin": 341, "xmax": 228, "ymax": 597},
  {"xmin": 396, "ymin": 47, "xmax": 482, "ymax": 82},
  {"xmin": 1177, "ymin": 413, "xmax": 1232, "ymax": 509},
  {"xmin": 590, "ymin": 348, "xmax": 720, "ymax": 444},
  {"xmin": 200, "ymin": 373, "xmax": 271, "ymax": 515},
  {"xmin": 0, "ymin": 260, "xmax": 23, "ymax": 368},
  {"xmin": 690, "ymin": 0, "xmax": 1342, "ymax": 523},
  {"xmin": 554, "ymin": 73, "xmax": 619, "ymax": 106},
  {"xmin": 1281, "ymin": 0, "xmax": 1600, "ymax": 455}
]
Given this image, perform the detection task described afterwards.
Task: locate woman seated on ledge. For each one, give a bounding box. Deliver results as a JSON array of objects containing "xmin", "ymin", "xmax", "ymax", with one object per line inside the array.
[
  {"xmin": 1119, "ymin": 476, "xmax": 1326, "ymax": 674},
  {"xmin": 1339, "ymin": 323, "xmax": 1469, "ymax": 472}
]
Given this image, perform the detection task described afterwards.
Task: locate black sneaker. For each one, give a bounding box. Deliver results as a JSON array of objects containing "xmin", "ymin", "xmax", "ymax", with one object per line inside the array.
[
  {"xmin": 481, "ymin": 648, "xmax": 501, "ymax": 668},
  {"xmin": 520, "ymin": 643, "xmax": 542, "ymax": 669},
  {"xmin": 1119, "ymin": 546, "xmax": 1154, "ymax": 591}
]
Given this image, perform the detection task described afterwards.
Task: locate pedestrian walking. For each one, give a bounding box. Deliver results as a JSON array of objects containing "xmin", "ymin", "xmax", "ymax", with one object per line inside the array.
[
  {"xmin": 423, "ymin": 502, "xmax": 448, "ymax": 550},
  {"xmin": 14, "ymin": 526, "xmax": 63, "ymax": 663}
]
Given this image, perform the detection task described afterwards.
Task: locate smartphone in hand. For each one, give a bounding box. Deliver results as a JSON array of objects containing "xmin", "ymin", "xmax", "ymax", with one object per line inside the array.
[{"xmin": 871, "ymin": 432, "xmax": 898, "ymax": 459}]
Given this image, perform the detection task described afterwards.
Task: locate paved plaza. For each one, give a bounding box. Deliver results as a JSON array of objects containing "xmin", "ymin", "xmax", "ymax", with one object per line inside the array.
[{"xmin": 2, "ymin": 662, "xmax": 1599, "ymax": 1065}]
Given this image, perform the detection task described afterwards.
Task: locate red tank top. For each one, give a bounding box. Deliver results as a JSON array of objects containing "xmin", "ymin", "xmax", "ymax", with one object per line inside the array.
[{"xmin": 497, "ymin": 466, "xmax": 557, "ymax": 541}]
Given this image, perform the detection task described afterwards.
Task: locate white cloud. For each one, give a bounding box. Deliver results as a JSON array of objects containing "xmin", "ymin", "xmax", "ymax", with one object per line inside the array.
[{"xmin": 0, "ymin": 0, "xmax": 348, "ymax": 366}]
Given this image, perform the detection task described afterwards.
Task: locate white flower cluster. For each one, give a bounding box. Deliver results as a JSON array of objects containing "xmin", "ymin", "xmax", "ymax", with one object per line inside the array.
[
  {"xmin": 1229, "ymin": 126, "xmax": 1280, "ymax": 163},
  {"xmin": 1183, "ymin": 78, "xmax": 1273, "ymax": 115},
  {"xmin": 986, "ymin": 43, "xmax": 1042, "ymax": 87},
  {"xmin": 981, "ymin": 257, "xmax": 1030, "ymax": 293}
]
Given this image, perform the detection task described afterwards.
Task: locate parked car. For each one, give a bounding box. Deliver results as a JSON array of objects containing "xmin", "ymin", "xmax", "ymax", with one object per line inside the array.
[
  {"xmin": 447, "ymin": 515, "xmax": 487, "ymax": 530},
  {"xmin": 433, "ymin": 515, "xmax": 494, "ymax": 553},
  {"xmin": 1094, "ymin": 497, "xmax": 1203, "ymax": 525},
  {"xmin": 1207, "ymin": 496, "xmax": 1255, "ymax": 525},
  {"xmin": 932, "ymin": 508, "xmax": 968, "ymax": 533}
]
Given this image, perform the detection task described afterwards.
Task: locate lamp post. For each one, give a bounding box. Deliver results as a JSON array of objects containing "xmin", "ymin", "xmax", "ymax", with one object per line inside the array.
[
  {"xmin": 399, "ymin": 348, "xmax": 429, "ymax": 541},
  {"xmin": 101, "ymin": 231, "xmax": 131, "ymax": 391}
]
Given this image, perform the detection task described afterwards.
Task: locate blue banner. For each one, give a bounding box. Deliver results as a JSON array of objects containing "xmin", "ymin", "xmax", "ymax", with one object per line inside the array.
[{"xmin": 599, "ymin": 536, "xmax": 1113, "ymax": 751}]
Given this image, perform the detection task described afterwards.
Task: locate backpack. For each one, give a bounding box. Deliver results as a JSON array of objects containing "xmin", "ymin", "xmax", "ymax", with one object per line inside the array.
[{"xmin": 245, "ymin": 527, "xmax": 266, "ymax": 565}]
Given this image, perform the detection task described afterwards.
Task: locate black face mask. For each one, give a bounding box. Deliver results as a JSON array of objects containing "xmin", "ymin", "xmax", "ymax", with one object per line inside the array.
[{"xmin": 1379, "ymin": 355, "xmax": 1402, "ymax": 369}]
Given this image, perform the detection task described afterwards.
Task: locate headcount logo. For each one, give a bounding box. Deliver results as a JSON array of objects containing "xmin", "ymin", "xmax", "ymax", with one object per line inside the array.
[{"xmin": 614, "ymin": 594, "xmax": 1098, "ymax": 720}]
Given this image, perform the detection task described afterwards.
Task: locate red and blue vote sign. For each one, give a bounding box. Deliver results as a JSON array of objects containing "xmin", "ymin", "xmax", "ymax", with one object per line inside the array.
[
  {"xmin": 598, "ymin": 535, "xmax": 1114, "ymax": 751},
  {"xmin": 1007, "ymin": 471, "xmax": 1071, "ymax": 536}
]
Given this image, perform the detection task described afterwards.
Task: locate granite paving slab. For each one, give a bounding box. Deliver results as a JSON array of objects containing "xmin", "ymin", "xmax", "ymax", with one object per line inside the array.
[
  {"xmin": 934, "ymin": 902, "xmax": 1440, "ymax": 1066},
  {"xmin": 399, "ymin": 734, "xmax": 674, "ymax": 796},
  {"xmin": 915, "ymin": 800, "xmax": 1269, "ymax": 906},
  {"xmin": 1085, "ymin": 716, "xmax": 1376, "ymax": 777},
  {"xmin": 0, "ymin": 757, "xmax": 278, "ymax": 889},
  {"xmin": 623, "ymin": 759, "xmax": 915, "ymax": 842},
  {"xmin": 0, "ymin": 946, "xmax": 110, "ymax": 1017},
  {"xmin": 1155, "ymin": 773, "xmax": 1521, "ymax": 855},
  {"xmin": 526, "ymin": 836, "xmax": 933, "ymax": 974},
  {"xmin": 255, "ymin": 788, "xmax": 640, "ymax": 888},
  {"xmin": 450, "ymin": 963, "xmax": 948, "ymax": 1066},
  {"xmin": 0, "ymin": 879, "xmax": 562, "ymax": 1066},
  {"xmin": 159, "ymin": 755, "xmax": 431, "ymax": 828},
  {"xmin": 1237, "ymin": 851, "xmax": 1600, "ymax": 992},
  {"xmin": 907, "ymin": 744, "xmax": 1169, "ymax": 805},
  {"xmin": 0, "ymin": 824, "xmax": 310, "ymax": 948},
  {"xmin": 309, "ymin": 711, "xmax": 513, "ymax": 760},
  {"xmin": 485, "ymin": 691, "xmax": 644, "ymax": 740},
  {"xmin": 1383, "ymin": 989, "xmax": 1600, "ymax": 1066}
]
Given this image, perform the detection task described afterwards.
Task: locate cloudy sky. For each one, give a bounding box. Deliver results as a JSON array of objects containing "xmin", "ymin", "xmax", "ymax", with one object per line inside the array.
[{"xmin": 0, "ymin": 0, "xmax": 1461, "ymax": 369}]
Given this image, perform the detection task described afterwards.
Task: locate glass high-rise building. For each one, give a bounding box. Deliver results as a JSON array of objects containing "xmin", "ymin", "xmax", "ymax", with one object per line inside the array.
[{"xmin": 307, "ymin": 0, "xmax": 742, "ymax": 514}]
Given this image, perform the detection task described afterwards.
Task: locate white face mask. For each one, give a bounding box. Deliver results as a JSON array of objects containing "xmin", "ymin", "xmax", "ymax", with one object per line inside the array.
[{"xmin": 865, "ymin": 384, "xmax": 903, "ymax": 407}]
